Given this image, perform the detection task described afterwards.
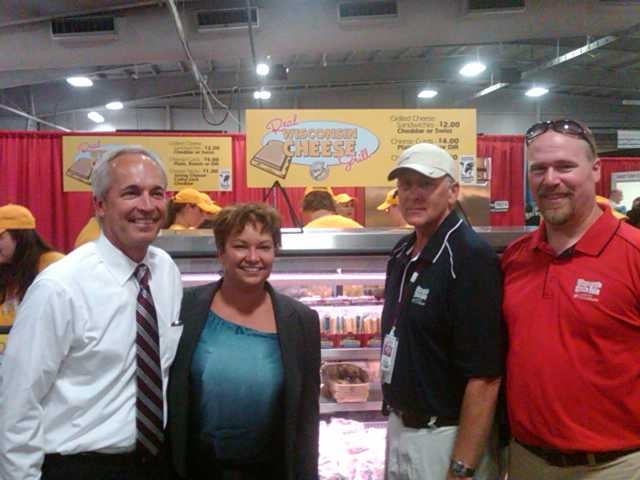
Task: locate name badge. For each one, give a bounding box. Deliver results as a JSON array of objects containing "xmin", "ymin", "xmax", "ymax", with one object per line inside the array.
[{"xmin": 380, "ymin": 327, "xmax": 399, "ymax": 384}]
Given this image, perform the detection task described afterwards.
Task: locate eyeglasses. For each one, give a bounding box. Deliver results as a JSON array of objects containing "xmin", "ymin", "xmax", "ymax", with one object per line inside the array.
[{"xmin": 525, "ymin": 119, "xmax": 597, "ymax": 154}]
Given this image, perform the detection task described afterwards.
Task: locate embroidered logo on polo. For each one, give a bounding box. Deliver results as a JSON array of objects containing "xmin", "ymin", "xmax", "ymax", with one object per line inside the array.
[
  {"xmin": 411, "ymin": 286, "xmax": 430, "ymax": 305},
  {"xmin": 573, "ymin": 278, "xmax": 602, "ymax": 302}
]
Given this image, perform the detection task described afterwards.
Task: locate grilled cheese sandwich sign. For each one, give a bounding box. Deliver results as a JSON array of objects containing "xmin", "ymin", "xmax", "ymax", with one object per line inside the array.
[
  {"xmin": 246, "ymin": 109, "xmax": 476, "ymax": 187},
  {"xmin": 62, "ymin": 135, "xmax": 233, "ymax": 192}
]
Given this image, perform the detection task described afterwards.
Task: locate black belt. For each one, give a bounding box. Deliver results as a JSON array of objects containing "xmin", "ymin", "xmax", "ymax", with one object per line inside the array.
[
  {"xmin": 391, "ymin": 408, "xmax": 458, "ymax": 429},
  {"xmin": 44, "ymin": 450, "xmax": 157, "ymax": 467},
  {"xmin": 516, "ymin": 439, "xmax": 640, "ymax": 468}
]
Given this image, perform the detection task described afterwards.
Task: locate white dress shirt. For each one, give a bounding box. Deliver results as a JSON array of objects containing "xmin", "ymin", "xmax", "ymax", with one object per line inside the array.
[{"xmin": 0, "ymin": 234, "xmax": 183, "ymax": 480}]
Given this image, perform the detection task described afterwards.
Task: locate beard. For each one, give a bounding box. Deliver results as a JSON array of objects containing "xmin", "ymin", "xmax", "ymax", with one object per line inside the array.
[{"xmin": 538, "ymin": 196, "xmax": 575, "ymax": 225}]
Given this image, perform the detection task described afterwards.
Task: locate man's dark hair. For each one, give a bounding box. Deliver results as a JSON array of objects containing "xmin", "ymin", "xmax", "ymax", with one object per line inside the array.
[{"xmin": 302, "ymin": 191, "xmax": 336, "ymax": 213}]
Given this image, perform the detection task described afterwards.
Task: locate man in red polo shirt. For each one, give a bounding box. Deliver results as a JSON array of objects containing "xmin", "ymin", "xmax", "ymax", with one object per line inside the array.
[{"xmin": 502, "ymin": 119, "xmax": 640, "ymax": 479}]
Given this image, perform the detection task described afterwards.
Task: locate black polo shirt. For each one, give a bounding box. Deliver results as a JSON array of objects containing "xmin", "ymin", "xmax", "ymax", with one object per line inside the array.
[{"xmin": 381, "ymin": 210, "xmax": 504, "ymax": 418}]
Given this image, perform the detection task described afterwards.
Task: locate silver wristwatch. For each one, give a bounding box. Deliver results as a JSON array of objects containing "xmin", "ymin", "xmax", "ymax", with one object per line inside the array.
[{"xmin": 449, "ymin": 459, "xmax": 475, "ymax": 478}]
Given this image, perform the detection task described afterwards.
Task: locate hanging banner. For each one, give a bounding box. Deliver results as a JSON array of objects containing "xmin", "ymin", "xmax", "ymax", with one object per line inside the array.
[
  {"xmin": 62, "ymin": 135, "xmax": 233, "ymax": 192},
  {"xmin": 246, "ymin": 109, "xmax": 476, "ymax": 187}
]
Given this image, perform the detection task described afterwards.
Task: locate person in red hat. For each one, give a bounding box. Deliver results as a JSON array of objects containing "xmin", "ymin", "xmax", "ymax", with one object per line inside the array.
[{"xmin": 0, "ymin": 204, "xmax": 63, "ymax": 327}]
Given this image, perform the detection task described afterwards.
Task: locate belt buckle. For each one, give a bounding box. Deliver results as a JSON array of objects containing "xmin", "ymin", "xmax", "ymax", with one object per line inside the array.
[{"xmin": 427, "ymin": 416, "xmax": 438, "ymax": 429}]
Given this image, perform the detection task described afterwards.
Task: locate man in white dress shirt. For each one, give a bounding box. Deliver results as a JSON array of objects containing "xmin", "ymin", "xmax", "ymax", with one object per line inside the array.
[{"xmin": 0, "ymin": 147, "xmax": 183, "ymax": 480}]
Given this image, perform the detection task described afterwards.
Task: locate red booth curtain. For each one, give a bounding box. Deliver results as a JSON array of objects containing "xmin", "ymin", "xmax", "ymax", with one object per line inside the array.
[
  {"xmin": 596, "ymin": 157, "xmax": 640, "ymax": 198},
  {"xmin": 478, "ymin": 134, "xmax": 525, "ymax": 226},
  {"xmin": 0, "ymin": 131, "xmax": 365, "ymax": 251}
]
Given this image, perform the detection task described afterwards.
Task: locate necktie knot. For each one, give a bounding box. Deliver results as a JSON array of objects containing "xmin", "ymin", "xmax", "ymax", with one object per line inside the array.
[{"xmin": 135, "ymin": 264, "xmax": 150, "ymax": 287}]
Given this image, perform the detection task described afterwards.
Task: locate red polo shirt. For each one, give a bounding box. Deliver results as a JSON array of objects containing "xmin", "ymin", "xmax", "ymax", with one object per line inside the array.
[{"xmin": 502, "ymin": 207, "xmax": 640, "ymax": 451}]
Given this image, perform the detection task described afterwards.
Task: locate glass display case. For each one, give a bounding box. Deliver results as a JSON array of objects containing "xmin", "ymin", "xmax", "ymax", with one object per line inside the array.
[{"xmin": 154, "ymin": 226, "xmax": 527, "ymax": 416}]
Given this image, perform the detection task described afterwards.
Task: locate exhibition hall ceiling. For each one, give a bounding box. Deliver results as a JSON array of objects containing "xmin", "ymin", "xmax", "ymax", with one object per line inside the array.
[{"xmin": 1, "ymin": 0, "xmax": 640, "ymax": 128}]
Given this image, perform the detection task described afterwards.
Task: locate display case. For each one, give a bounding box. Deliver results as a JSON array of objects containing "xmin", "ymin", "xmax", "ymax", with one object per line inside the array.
[{"xmin": 154, "ymin": 226, "xmax": 528, "ymax": 415}]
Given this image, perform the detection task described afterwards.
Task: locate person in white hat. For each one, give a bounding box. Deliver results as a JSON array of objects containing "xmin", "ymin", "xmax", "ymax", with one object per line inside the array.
[{"xmin": 380, "ymin": 143, "xmax": 503, "ymax": 480}]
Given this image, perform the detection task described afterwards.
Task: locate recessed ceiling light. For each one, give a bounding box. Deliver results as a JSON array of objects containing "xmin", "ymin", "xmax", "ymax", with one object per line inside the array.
[
  {"xmin": 253, "ymin": 90, "xmax": 271, "ymax": 100},
  {"xmin": 66, "ymin": 76, "xmax": 93, "ymax": 87},
  {"xmin": 87, "ymin": 111, "xmax": 105, "ymax": 123},
  {"xmin": 525, "ymin": 87, "xmax": 549, "ymax": 97},
  {"xmin": 105, "ymin": 101, "xmax": 124, "ymax": 110},
  {"xmin": 417, "ymin": 89, "xmax": 438, "ymax": 99},
  {"xmin": 459, "ymin": 61, "xmax": 486, "ymax": 77},
  {"xmin": 256, "ymin": 63, "xmax": 270, "ymax": 76}
]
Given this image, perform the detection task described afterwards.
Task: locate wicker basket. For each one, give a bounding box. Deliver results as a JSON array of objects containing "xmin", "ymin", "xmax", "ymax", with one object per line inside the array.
[{"xmin": 321, "ymin": 363, "xmax": 370, "ymax": 403}]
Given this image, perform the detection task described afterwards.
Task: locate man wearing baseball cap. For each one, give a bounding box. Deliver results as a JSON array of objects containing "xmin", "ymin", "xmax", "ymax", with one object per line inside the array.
[{"xmin": 380, "ymin": 143, "xmax": 503, "ymax": 479}]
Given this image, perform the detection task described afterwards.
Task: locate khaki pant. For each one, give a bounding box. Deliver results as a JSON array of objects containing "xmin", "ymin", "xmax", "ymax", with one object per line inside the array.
[
  {"xmin": 509, "ymin": 439, "xmax": 640, "ymax": 480},
  {"xmin": 385, "ymin": 411, "xmax": 498, "ymax": 480}
]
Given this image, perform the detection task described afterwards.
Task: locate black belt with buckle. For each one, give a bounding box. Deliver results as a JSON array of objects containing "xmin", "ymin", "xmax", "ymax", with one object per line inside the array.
[
  {"xmin": 392, "ymin": 408, "xmax": 458, "ymax": 429},
  {"xmin": 516, "ymin": 439, "xmax": 640, "ymax": 467}
]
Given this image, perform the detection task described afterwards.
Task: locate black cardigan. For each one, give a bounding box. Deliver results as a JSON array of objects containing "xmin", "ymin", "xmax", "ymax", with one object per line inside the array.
[{"xmin": 167, "ymin": 280, "xmax": 320, "ymax": 479}]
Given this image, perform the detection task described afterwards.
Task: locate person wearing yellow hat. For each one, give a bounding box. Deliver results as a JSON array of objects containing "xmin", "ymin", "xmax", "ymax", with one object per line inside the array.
[
  {"xmin": 165, "ymin": 188, "xmax": 221, "ymax": 230},
  {"xmin": 596, "ymin": 195, "xmax": 627, "ymax": 220},
  {"xmin": 377, "ymin": 188, "xmax": 408, "ymax": 227},
  {"xmin": 0, "ymin": 204, "xmax": 64, "ymax": 326},
  {"xmin": 334, "ymin": 192, "xmax": 357, "ymax": 220},
  {"xmin": 303, "ymin": 185, "xmax": 335, "ymax": 197},
  {"xmin": 302, "ymin": 190, "xmax": 363, "ymax": 228}
]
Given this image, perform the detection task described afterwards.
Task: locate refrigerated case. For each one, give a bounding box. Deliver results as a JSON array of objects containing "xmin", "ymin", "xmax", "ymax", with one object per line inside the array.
[{"xmin": 154, "ymin": 225, "xmax": 528, "ymax": 416}]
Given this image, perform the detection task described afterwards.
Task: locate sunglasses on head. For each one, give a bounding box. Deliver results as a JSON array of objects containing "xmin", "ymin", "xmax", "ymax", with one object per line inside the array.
[{"xmin": 525, "ymin": 119, "xmax": 597, "ymax": 154}]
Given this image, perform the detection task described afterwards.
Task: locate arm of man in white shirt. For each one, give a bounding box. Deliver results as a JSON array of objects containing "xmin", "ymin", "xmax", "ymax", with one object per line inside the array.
[{"xmin": 0, "ymin": 279, "xmax": 75, "ymax": 480}]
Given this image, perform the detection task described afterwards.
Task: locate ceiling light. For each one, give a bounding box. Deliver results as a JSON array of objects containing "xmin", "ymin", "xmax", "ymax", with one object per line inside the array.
[
  {"xmin": 256, "ymin": 63, "xmax": 270, "ymax": 76},
  {"xmin": 525, "ymin": 86, "xmax": 549, "ymax": 97},
  {"xmin": 459, "ymin": 61, "xmax": 486, "ymax": 77},
  {"xmin": 417, "ymin": 89, "xmax": 438, "ymax": 99},
  {"xmin": 87, "ymin": 111, "xmax": 105, "ymax": 123},
  {"xmin": 66, "ymin": 76, "xmax": 93, "ymax": 87},
  {"xmin": 105, "ymin": 101, "xmax": 123, "ymax": 110},
  {"xmin": 622, "ymin": 99, "xmax": 640, "ymax": 106},
  {"xmin": 253, "ymin": 90, "xmax": 271, "ymax": 100}
]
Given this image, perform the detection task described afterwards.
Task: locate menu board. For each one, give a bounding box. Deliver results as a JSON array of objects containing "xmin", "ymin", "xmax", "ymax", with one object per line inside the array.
[
  {"xmin": 246, "ymin": 109, "xmax": 476, "ymax": 187},
  {"xmin": 62, "ymin": 135, "xmax": 233, "ymax": 192}
]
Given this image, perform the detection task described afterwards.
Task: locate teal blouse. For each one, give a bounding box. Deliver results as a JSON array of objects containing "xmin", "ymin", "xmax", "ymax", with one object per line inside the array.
[{"xmin": 190, "ymin": 310, "xmax": 284, "ymax": 463}]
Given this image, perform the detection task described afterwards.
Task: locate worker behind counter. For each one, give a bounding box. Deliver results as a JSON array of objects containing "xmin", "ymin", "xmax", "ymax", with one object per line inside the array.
[
  {"xmin": 302, "ymin": 190, "xmax": 363, "ymax": 228},
  {"xmin": 0, "ymin": 204, "xmax": 64, "ymax": 327},
  {"xmin": 165, "ymin": 188, "xmax": 221, "ymax": 230},
  {"xmin": 333, "ymin": 193, "xmax": 357, "ymax": 220},
  {"xmin": 376, "ymin": 188, "xmax": 409, "ymax": 227}
]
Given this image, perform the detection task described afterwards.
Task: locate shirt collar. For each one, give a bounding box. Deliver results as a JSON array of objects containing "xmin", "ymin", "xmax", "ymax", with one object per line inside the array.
[
  {"xmin": 95, "ymin": 233, "xmax": 155, "ymax": 286},
  {"xmin": 531, "ymin": 204, "xmax": 619, "ymax": 257},
  {"xmin": 404, "ymin": 210, "xmax": 463, "ymax": 262}
]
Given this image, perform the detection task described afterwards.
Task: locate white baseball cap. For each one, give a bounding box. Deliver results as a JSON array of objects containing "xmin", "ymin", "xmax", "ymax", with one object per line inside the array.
[{"xmin": 387, "ymin": 143, "xmax": 456, "ymax": 180}]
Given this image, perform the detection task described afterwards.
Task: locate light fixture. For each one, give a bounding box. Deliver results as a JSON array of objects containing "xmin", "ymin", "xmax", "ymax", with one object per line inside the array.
[
  {"xmin": 105, "ymin": 101, "xmax": 124, "ymax": 110},
  {"xmin": 622, "ymin": 99, "xmax": 640, "ymax": 106},
  {"xmin": 66, "ymin": 76, "xmax": 93, "ymax": 87},
  {"xmin": 417, "ymin": 88, "xmax": 438, "ymax": 99},
  {"xmin": 256, "ymin": 62, "xmax": 270, "ymax": 76},
  {"xmin": 459, "ymin": 61, "xmax": 486, "ymax": 77},
  {"xmin": 525, "ymin": 86, "xmax": 549, "ymax": 98},
  {"xmin": 253, "ymin": 90, "xmax": 271, "ymax": 100},
  {"xmin": 87, "ymin": 111, "xmax": 105, "ymax": 123}
]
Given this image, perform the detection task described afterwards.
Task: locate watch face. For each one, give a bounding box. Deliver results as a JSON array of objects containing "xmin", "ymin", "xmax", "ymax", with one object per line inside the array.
[{"xmin": 450, "ymin": 459, "xmax": 474, "ymax": 477}]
